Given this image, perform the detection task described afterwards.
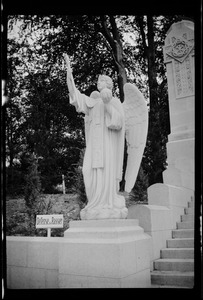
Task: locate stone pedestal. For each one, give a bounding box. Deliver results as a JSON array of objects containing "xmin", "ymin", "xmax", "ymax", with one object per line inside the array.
[
  {"xmin": 147, "ymin": 20, "xmax": 194, "ymax": 229},
  {"xmin": 59, "ymin": 219, "xmax": 151, "ymax": 288},
  {"xmin": 128, "ymin": 205, "xmax": 173, "ymax": 270}
]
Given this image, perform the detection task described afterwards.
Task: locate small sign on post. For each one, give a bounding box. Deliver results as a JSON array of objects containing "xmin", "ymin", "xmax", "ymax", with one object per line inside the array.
[{"xmin": 36, "ymin": 214, "xmax": 64, "ymax": 237}]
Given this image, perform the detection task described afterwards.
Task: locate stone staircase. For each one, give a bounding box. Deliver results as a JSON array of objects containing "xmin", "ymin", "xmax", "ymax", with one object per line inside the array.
[{"xmin": 151, "ymin": 198, "xmax": 194, "ymax": 288}]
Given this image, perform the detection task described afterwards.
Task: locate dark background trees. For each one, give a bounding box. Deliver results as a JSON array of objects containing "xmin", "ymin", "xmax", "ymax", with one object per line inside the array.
[{"xmin": 5, "ymin": 14, "xmax": 192, "ymax": 197}]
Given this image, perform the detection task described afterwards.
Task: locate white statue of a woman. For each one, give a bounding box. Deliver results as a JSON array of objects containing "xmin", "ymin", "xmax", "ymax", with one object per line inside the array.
[{"xmin": 64, "ymin": 54, "xmax": 148, "ymax": 220}]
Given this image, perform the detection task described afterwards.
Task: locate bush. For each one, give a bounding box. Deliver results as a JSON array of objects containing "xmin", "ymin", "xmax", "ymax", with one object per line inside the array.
[
  {"xmin": 6, "ymin": 190, "xmax": 84, "ymax": 236},
  {"xmin": 6, "ymin": 165, "xmax": 25, "ymax": 196},
  {"xmin": 24, "ymin": 153, "xmax": 47, "ymax": 235},
  {"xmin": 71, "ymin": 149, "xmax": 87, "ymax": 209},
  {"xmin": 127, "ymin": 166, "xmax": 148, "ymax": 207}
]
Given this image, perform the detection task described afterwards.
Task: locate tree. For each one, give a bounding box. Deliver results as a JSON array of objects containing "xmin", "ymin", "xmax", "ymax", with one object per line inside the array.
[
  {"xmin": 134, "ymin": 15, "xmax": 180, "ymax": 185},
  {"xmin": 24, "ymin": 153, "xmax": 42, "ymax": 234},
  {"xmin": 88, "ymin": 15, "xmax": 127, "ymax": 102},
  {"xmin": 7, "ymin": 19, "xmax": 87, "ymax": 193},
  {"xmin": 6, "ymin": 15, "xmax": 129, "ymax": 193},
  {"xmin": 7, "ymin": 15, "xmax": 188, "ymax": 195}
]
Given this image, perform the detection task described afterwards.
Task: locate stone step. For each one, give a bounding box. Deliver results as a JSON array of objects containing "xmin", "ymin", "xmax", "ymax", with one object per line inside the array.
[
  {"xmin": 65, "ymin": 219, "xmax": 143, "ymax": 240},
  {"xmin": 184, "ymin": 207, "xmax": 194, "ymax": 215},
  {"xmin": 177, "ymin": 221, "xmax": 194, "ymax": 229},
  {"xmin": 167, "ymin": 238, "xmax": 194, "ymax": 248},
  {"xmin": 181, "ymin": 214, "xmax": 194, "ymax": 222},
  {"xmin": 151, "ymin": 271, "xmax": 194, "ymax": 288},
  {"xmin": 154, "ymin": 259, "xmax": 194, "ymax": 272},
  {"xmin": 172, "ymin": 229, "xmax": 194, "ymax": 238},
  {"xmin": 151, "ymin": 284, "xmax": 191, "ymax": 288},
  {"xmin": 161, "ymin": 248, "xmax": 194, "ymax": 259}
]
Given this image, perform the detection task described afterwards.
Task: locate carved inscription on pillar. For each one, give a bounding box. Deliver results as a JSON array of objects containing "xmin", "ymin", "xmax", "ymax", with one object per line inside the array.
[
  {"xmin": 163, "ymin": 35, "xmax": 194, "ymax": 99},
  {"xmin": 173, "ymin": 55, "xmax": 194, "ymax": 97}
]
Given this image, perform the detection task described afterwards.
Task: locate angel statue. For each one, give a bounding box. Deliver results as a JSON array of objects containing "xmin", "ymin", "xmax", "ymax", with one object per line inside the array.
[{"xmin": 64, "ymin": 54, "xmax": 148, "ymax": 220}]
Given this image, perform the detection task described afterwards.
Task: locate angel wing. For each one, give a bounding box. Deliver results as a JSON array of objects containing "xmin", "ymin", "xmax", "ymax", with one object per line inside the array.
[{"xmin": 122, "ymin": 83, "xmax": 148, "ymax": 193}]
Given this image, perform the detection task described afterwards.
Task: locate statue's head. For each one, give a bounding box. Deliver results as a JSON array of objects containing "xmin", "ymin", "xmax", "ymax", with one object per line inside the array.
[
  {"xmin": 90, "ymin": 90, "xmax": 100, "ymax": 99},
  {"xmin": 97, "ymin": 75, "xmax": 113, "ymax": 91}
]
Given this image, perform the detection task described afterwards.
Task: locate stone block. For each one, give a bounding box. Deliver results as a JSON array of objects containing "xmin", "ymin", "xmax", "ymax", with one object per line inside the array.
[
  {"xmin": 45, "ymin": 270, "xmax": 59, "ymax": 288},
  {"xmin": 7, "ymin": 266, "xmax": 47, "ymax": 289},
  {"xmin": 59, "ymin": 241, "xmax": 120, "ymax": 278},
  {"xmin": 149, "ymin": 206, "xmax": 172, "ymax": 231},
  {"xmin": 127, "ymin": 205, "xmax": 150, "ymax": 229},
  {"xmin": 163, "ymin": 167, "xmax": 194, "ymax": 190},
  {"xmin": 27, "ymin": 238, "xmax": 59, "ymax": 270},
  {"xmin": 166, "ymin": 138, "xmax": 194, "ymax": 168},
  {"xmin": 8, "ymin": 266, "xmax": 28, "ymax": 289},
  {"xmin": 6, "ymin": 266, "xmax": 11, "ymax": 289},
  {"xmin": 121, "ymin": 269, "xmax": 151, "ymax": 288},
  {"xmin": 136, "ymin": 237, "xmax": 151, "ymax": 272},
  {"xmin": 150, "ymin": 231, "xmax": 165, "ymax": 259},
  {"xmin": 169, "ymin": 110, "xmax": 194, "ymax": 134},
  {"xmin": 6, "ymin": 221, "xmax": 151, "ymax": 288},
  {"xmin": 59, "ymin": 268, "xmax": 151, "ymax": 288},
  {"xmin": 6, "ymin": 238, "xmax": 28, "ymax": 267},
  {"xmin": 59, "ymin": 273, "xmax": 120, "ymax": 288},
  {"xmin": 127, "ymin": 204, "xmax": 172, "ymax": 231},
  {"xmin": 148, "ymin": 183, "xmax": 193, "ymax": 210},
  {"xmin": 8, "ymin": 265, "xmax": 59, "ymax": 289},
  {"xmin": 25, "ymin": 267, "xmax": 46, "ymax": 289},
  {"xmin": 127, "ymin": 204, "xmax": 173, "ymax": 269},
  {"xmin": 118, "ymin": 240, "xmax": 137, "ymax": 276},
  {"xmin": 169, "ymin": 97, "xmax": 192, "ymax": 114},
  {"xmin": 59, "ymin": 220, "xmax": 151, "ymax": 288}
]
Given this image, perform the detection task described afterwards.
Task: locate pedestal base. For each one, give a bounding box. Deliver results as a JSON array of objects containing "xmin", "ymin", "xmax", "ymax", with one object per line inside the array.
[
  {"xmin": 148, "ymin": 183, "xmax": 194, "ymax": 228},
  {"xmin": 60, "ymin": 219, "xmax": 151, "ymax": 288}
]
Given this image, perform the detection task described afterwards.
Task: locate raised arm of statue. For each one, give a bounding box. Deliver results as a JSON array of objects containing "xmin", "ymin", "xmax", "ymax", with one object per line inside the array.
[
  {"xmin": 63, "ymin": 53, "xmax": 89, "ymax": 114},
  {"xmin": 63, "ymin": 53, "xmax": 75, "ymax": 99}
]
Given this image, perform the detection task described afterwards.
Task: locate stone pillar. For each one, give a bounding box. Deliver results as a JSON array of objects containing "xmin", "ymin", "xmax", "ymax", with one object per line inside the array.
[
  {"xmin": 162, "ymin": 20, "xmax": 194, "ymax": 191},
  {"xmin": 148, "ymin": 20, "xmax": 194, "ymax": 227},
  {"xmin": 127, "ymin": 20, "xmax": 195, "ymax": 265}
]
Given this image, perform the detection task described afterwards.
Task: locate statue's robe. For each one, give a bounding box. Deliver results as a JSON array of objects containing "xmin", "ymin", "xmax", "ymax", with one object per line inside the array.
[{"xmin": 70, "ymin": 89, "xmax": 128, "ymax": 219}]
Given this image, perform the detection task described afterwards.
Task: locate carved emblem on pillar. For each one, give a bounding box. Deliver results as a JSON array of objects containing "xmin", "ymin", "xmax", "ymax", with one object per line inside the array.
[
  {"xmin": 164, "ymin": 36, "xmax": 194, "ymax": 63},
  {"xmin": 163, "ymin": 35, "xmax": 194, "ymax": 98}
]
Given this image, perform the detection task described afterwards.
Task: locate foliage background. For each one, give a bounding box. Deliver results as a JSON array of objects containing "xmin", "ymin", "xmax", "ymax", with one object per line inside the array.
[{"xmin": 4, "ymin": 14, "xmax": 194, "ymax": 205}]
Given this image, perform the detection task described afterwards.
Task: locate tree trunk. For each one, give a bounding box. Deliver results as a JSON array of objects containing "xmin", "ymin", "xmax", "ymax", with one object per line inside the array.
[
  {"xmin": 137, "ymin": 16, "xmax": 158, "ymax": 111},
  {"xmin": 137, "ymin": 15, "xmax": 164, "ymax": 186},
  {"xmin": 146, "ymin": 16, "xmax": 159, "ymax": 121},
  {"xmin": 115, "ymin": 40, "xmax": 127, "ymax": 103},
  {"xmin": 97, "ymin": 15, "xmax": 127, "ymax": 102}
]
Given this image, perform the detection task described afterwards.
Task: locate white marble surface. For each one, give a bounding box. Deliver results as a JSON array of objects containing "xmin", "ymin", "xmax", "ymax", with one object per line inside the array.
[{"xmin": 64, "ymin": 54, "xmax": 148, "ymax": 220}]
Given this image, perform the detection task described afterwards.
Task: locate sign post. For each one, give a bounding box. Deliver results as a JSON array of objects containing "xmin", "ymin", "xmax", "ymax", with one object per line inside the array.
[
  {"xmin": 47, "ymin": 228, "xmax": 51, "ymax": 237},
  {"xmin": 62, "ymin": 174, "xmax": 66, "ymax": 194},
  {"xmin": 36, "ymin": 214, "xmax": 64, "ymax": 237}
]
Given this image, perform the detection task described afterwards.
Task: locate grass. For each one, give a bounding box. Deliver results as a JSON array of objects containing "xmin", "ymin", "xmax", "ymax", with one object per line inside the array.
[
  {"xmin": 5, "ymin": 192, "xmax": 147, "ymax": 237},
  {"xmin": 6, "ymin": 194, "xmax": 81, "ymax": 237}
]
